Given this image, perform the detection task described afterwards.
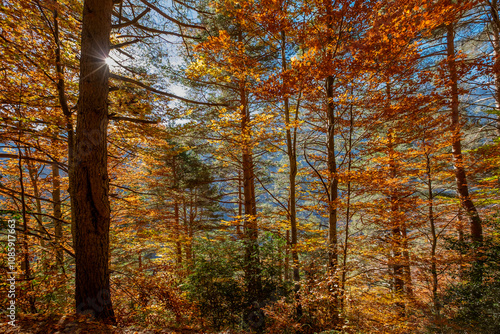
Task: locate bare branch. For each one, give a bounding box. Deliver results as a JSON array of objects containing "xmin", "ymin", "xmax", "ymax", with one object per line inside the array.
[
  {"xmin": 109, "ymin": 115, "xmax": 158, "ymax": 124},
  {"xmin": 110, "ymin": 38, "xmax": 141, "ymax": 49},
  {"xmin": 109, "ymin": 73, "xmax": 227, "ymax": 106},
  {"xmin": 112, "ymin": 8, "xmax": 150, "ymax": 29},
  {"xmin": 173, "ymin": 0, "xmax": 214, "ymax": 15},
  {"xmin": 137, "ymin": 0, "xmax": 206, "ymax": 30}
]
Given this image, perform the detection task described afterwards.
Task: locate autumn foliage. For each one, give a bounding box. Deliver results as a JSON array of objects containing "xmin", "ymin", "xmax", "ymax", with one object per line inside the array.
[{"xmin": 1, "ymin": 0, "xmax": 500, "ymax": 333}]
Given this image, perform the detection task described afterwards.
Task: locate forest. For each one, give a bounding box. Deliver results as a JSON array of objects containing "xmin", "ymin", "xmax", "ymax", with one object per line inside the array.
[{"xmin": 1, "ymin": 0, "xmax": 500, "ymax": 333}]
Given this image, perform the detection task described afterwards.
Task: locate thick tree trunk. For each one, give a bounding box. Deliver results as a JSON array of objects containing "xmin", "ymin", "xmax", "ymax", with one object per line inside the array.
[
  {"xmin": 446, "ymin": 24, "xmax": 483, "ymax": 243},
  {"xmin": 73, "ymin": 0, "xmax": 115, "ymax": 322}
]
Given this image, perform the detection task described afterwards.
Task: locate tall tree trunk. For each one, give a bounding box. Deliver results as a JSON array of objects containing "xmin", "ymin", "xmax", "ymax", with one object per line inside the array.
[
  {"xmin": 425, "ymin": 150, "xmax": 440, "ymax": 319},
  {"xmin": 385, "ymin": 85, "xmax": 405, "ymax": 315},
  {"xmin": 386, "ymin": 83, "xmax": 412, "ymax": 302},
  {"xmin": 240, "ymin": 78, "xmax": 263, "ymax": 328},
  {"xmin": 340, "ymin": 97, "xmax": 354, "ymax": 311},
  {"xmin": 281, "ymin": 29, "xmax": 302, "ymax": 316},
  {"xmin": 73, "ymin": 0, "xmax": 115, "ymax": 322},
  {"xmin": 323, "ymin": 0, "xmax": 340, "ymax": 323},
  {"xmin": 388, "ymin": 130, "xmax": 404, "ymax": 299},
  {"xmin": 326, "ymin": 74, "xmax": 339, "ymax": 323},
  {"xmin": 52, "ymin": 3, "xmax": 75, "ymax": 245},
  {"xmin": 446, "ymin": 23, "xmax": 483, "ymax": 243}
]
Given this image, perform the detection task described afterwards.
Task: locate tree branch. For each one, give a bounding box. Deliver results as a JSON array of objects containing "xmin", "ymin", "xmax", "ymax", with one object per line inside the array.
[
  {"xmin": 108, "ymin": 115, "xmax": 158, "ymax": 124},
  {"xmin": 112, "ymin": 8, "xmax": 150, "ymax": 29},
  {"xmin": 111, "ymin": 38, "xmax": 141, "ymax": 49},
  {"xmin": 137, "ymin": 0, "xmax": 206, "ymax": 30},
  {"xmin": 109, "ymin": 73, "xmax": 226, "ymax": 106}
]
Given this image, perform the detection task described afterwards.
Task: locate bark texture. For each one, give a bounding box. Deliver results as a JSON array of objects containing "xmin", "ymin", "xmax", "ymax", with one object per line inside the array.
[{"xmin": 74, "ymin": 0, "xmax": 115, "ymax": 322}]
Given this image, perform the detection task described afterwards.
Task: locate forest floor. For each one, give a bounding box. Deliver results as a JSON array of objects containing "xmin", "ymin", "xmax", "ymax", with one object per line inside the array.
[{"xmin": 0, "ymin": 313, "xmax": 213, "ymax": 334}]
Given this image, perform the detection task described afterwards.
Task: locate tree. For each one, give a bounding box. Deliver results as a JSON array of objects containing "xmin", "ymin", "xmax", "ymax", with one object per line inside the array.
[{"xmin": 73, "ymin": 0, "xmax": 115, "ymax": 322}]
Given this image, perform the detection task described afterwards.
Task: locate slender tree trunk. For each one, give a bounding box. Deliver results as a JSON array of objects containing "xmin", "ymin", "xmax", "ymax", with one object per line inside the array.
[
  {"xmin": 425, "ymin": 150, "xmax": 440, "ymax": 319},
  {"xmin": 326, "ymin": 73, "xmax": 339, "ymax": 323},
  {"xmin": 17, "ymin": 146, "xmax": 37, "ymax": 313},
  {"xmin": 173, "ymin": 156, "xmax": 182, "ymax": 265},
  {"xmin": 385, "ymin": 84, "xmax": 405, "ymax": 315},
  {"xmin": 446, "ymin": 23, "xmax": 483, "ymax": 243},
  {"xmin": 186, "ymin": 221, "xmax": 193, "ymax": 264},
  {"xmin": 401, "ymin": 226, "xmax": 413, "ymax": 300},
  {"xmin": 183, "ymin": 199, "xmax": 188, "ymax": 261},
  {"xmin": 285, "ymin": 229, "xmax": 290, "ymax": 282},
  {"xmin": 241, "ymin": 86, "xmax": 261, "ymax": 294},
  {"xmin": 239, "ymin": 75, "xmax": 263, "ymax": 328},
  {"xmin": 281, "ymin": 29, "xmax": 302, "ymax": 317},
  {"xmin": 52, "ymin": 4, "xmax": 75, "ymax": 245},
  {"xmin": 26, "ymin": 157, "xmax": 45, "ymax": 246},
  {"xmin": 326, "ymin": 78, "xmax": 338, "ymax": 270},
  {"xmin": 237, "ymin": 169, "xmax": 243, "ymax": 238},
  {"xmin": 386, "ymin": 84, "xmax": 412, "ymax": 304},
  {"xmin": 321, "ymin": 0, "xmax": 340, "ymax": 323},
  {"xmin": 323, "ymin": 6, "xmax": 339, "ymax": 323},
  {"xmin": 26, "ymin": 157, "xmax": 54, "ymax": 278},
  {"xmin": 174, "ymin": 200, "xmax": 182, "ymax": 265},
  {"xmin": 401, "ymin": 225, "xmax": 413, "ymax": 298},
  {"xmin": 388, "ymin": 132, "xmax": 404, "ymax": 298},
  {"xmin": 340, "ymin": 98, "xmax": 354, "ymax": 311},
  {"xmin": 73, "ymin": 0, "xmax": 115, "ymax": 322},
  {"xmin": 52, "ymin": 160, "xmax": 64, "ymax": 272}
]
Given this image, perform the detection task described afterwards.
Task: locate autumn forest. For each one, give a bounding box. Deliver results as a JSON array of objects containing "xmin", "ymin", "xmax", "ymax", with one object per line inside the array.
[{"xmin": 1, "ymin": 0, "xmax": 500, "ymax": 333}]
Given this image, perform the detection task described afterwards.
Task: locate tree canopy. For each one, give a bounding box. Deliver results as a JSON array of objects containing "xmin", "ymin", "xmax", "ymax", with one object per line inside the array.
[{"xmin": 1, "ymin": 0, "xmax": 500, "ymax": 333}]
